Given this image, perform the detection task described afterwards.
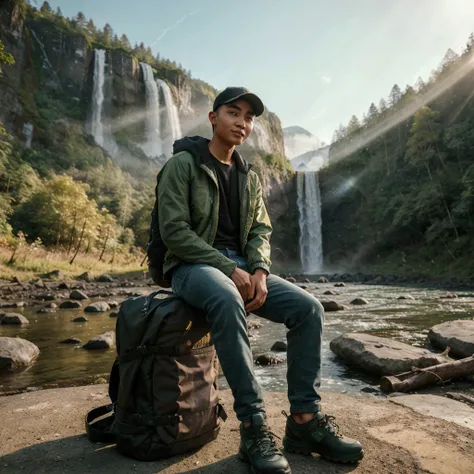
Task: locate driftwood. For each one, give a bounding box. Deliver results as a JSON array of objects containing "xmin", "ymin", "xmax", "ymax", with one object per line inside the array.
[{"xmin": 380, "ymin": 355, "xmax": 474, "ymax": 393}]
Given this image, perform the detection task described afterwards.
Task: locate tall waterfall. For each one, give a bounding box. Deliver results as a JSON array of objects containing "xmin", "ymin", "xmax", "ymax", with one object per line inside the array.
[
  {"xmin": 89, "ymin": 49, "xmax": 106, "ymax": 147},
  {"xmin": 157, "ymin": 79, "xmax": 182, "ymax": 157},
  {"xmin": 297, "ymin": 172, "xmax": 323, "ymax": 273},
  {"xmin": 140, "ymin": 63, "xmax": 162, "ymax": 157}
]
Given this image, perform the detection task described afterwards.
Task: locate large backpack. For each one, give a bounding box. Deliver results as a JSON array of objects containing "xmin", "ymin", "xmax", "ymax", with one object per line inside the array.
[{"xmin": 85, "ymin": 290, "xmax": 227, "ymax": 461}]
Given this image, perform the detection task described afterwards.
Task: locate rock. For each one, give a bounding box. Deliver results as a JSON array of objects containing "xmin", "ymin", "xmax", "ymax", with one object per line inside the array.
[
  {"xmin": 255, "ymin": 353, "xmax": 284, "ymax": 366},
  {"xmin": 279, "ymin": 273, "xmax": 287, "ymax": 279},
  {"xmin": 330, "ymin": 333, "xmax": 451, "ymax": 376},
  {"xmin": 59, "ymin": 300, "xmax": 82, "ymax": 309},
  {"xmin": 42, "ymin": 294, "xmax": 56, "ymax": 301},
  {"xmin": 45, "ymin": 302, "xmax": 57, "ymax": 309},
  {"xmin": 58, "ymin": 282, "xmax": 70, "ymax": 290},
  {"xmin": 12, "ymin": 276, "xmax": 22, "ymax": 284},
  {"xmin": 0, "ymin": 301, "xmax": 25, "ymax": 309},
  {"xmin": 323, "ymin": 290, "xmax": 339, "ymax": 296},
  {"xmin": 390, "ymin": 394, "xmax": 474, "ymax": 431},
  {"xmin": 42, "ymin": 270, "xmax": 62, "ymax": 280},
  {"xmin": 109, "ymin": 311, "xmax": 119, "ymax": 318},
  {"xmin": 77, "ymin": 271, "xmax": 92, "ymax": 283},
  {"xmin": 304, "ymin": 278, "xmax": 310, "ymax": 284},
  {"xmin": 299, "ymin": 285, "xmax": 308, "ymax": 290},
  {"xmin": 271, "ymin": 341, "xmax": 287, "ymax": 352},
  {"xmin": 69, "ymin": 290, "xmax": 89, "ymax": 301},
  {"xmin": 72, "ymin": 316, "xmax": 88, "ymax": 323},
  {"xmin": 83, "ymin": 331, "xmax": 116, "ymax": 350},
  {"xmin": 373, "ymin": 275, "xmax": 385, "ymax": 284},
  {"xmin": 0, "ymin": 313, "xmax": 29, "ymax": 325},
  {"xmin": 84, "ymin": 302, "xmax": 110, "ymax": 313},
  {"xmin": 321, "ymin": 301, "xmax": 345, "ymax": 312},
  {"xmin": 60, "ymin": 337, "xmax": 81, "ymax": 344},
  {"xmin": 286, "ymin": 277, "xmax": 296, "ymax": 283},
  {"xmin": 107, "ymin": 301, "xmax": 119, "ymax": 309},
  {"xmin": 247, "ymin": 321, "xmax": 262, "ymax": 330},
  {"xmin": 0, "ymin": 337, "xmax": 40, "ymax": 372},
  {"xmin": 97, "ymin": 274, "xmax": 114, "ymax": 283},
  {"xmin": 334, "ymin": 282, "xmax": 346, "ymax": 287},
  {"xmin": 428, "ymin": 320, "xmax": 474, "ymax": 358},
  {"xmin": 440, "ymin": 292, "xmax": 458, "ymax": 299},
  {"xmin": 317, "ymin": 277, "xmax": 329, "ymax": 283},
  {"xmin": 36, "ymin": 308, "xmax": 56, "ymax": 314},
  {"xmin": 351, "ymin": 297, "xmax": 369, "ymax": 305},
  {"xmin": 34, "ymin": 279, "xmax": 46, "ymax": 289},
  {"xmin": 361, "ymin": 386, "xmax": 380, "ymax": 394},
  {"xmin": 397, "ymin": 295, "xmax": 414, "ymax": 300}
]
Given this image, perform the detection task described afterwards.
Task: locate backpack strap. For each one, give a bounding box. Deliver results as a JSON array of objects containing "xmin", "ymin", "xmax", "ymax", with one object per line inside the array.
[
  {"xmin": 85, "ymin": 403, "xmax": 116, "ymax": 443},
  {"xmin": 119, "ymin": 343, "xmax": 185, "ymax": 364}
]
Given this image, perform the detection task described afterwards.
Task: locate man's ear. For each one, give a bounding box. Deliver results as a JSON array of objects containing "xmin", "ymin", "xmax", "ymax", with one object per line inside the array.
[{"xmin": 208, "ymin": 110, "xmax": 217, "ymax": 128}]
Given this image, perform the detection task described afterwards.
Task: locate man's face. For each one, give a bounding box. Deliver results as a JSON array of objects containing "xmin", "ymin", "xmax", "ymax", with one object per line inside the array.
[{"xmin": 210, "ymin": 99, "xmax": 256, "ymax": 146}]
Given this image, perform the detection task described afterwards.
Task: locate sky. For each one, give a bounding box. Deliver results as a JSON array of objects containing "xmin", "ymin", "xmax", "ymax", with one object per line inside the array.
[{"xmin": 40, "ymin": 0, "xmax": 474, "ymax": 142}]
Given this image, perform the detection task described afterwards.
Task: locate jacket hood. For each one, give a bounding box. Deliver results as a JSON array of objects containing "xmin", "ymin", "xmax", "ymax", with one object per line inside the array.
[{"xmin": 172, "ymin": 136, "xmax": 252, "ymax": 174}]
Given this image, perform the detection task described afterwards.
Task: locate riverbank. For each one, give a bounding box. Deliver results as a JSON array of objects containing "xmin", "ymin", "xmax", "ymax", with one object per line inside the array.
[{"xmin": 1, "ymin": 386, "xmax": 473, "ymax": 473}]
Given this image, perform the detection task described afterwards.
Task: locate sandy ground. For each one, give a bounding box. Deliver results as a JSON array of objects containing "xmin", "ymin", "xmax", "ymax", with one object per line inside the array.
[{"xmin": 1, "ymin": 386, "xmax": 473, "ymax": 474}]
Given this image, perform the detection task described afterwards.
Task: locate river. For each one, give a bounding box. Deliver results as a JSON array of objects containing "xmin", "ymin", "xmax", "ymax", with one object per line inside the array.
[{"xmin": 1, "ymin": 282, "xmax": 473, "ymax": 396}]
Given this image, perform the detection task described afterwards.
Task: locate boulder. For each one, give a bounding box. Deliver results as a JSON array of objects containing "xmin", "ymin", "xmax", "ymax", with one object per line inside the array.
[
  {"xmin": 34, "ymin": 279, "xmax": 46, "ymax": 289},
  {"xmin": 397, "ymin": 295, "xmax": 414, "ymax": 300},
  {"xmin": 286, "ymin": 277, "xmax": 297, "ymax": 283},
  {"xmin": 330, "ymin": 333, "xmax": 451, "ymax": 376},
  {"xmin": 304, "ymin": 278, "xmax": 310, "ymax": 284},
  {"xmin": 57, "ymin": 282, "xmax": 70, "ymax": 290},
  {"xmin": 77, "ymin": 271, "xmax": 92, "ymax": 283},
  {"xmin": 42, "ymin": 270, "xmax": 62, "ymax": 280},
  {"xmin": 247, "ymin": 321, "xmax": 262, "ymax": 330},
  {"xmin": 83, "ymin": 331, "xmax": 116, "ymax": 350},
  {"xmin": 60, "ymin": 337, "xmax": 81, "ymax": 344},
  {"xmin": 72, "ymin": 316, "xmax": 88, "ymax": 323},
  {"xmin": 42, "ymin": 294, "xmax": 57, "ymax": 301},
  {"xmin": 69, "ymin": 290, "xmax": 89, "ymax": 301},
  {"xmin": 45, "ymin": 302, "xmax": 57, "ymax": 309},
  {"xmin": 334, "ymin": 282, "xmax": 346, "ymax": 287},
  {"xmin": 323, "ymin": 290, "xmax": 339, "ymax": 296},
  {"xmin": 0, "ymin": 313, "xmax": 29, "ymax": 325},
  {"xmin": 317, "ymin": 277, "xmax": 329, "ymax": 283},
  {"xmin": 351, "ymin": 297, "xmax": 369, "ymax": 305},
  {"xmin": 0, "ymin": 301, "xmax": 25, "ymax": 308},
  {"xmin": 255, "ymin": 353, "xmax": 284, "ymax": 366},
  {"xmin": 321, "ymin": 301, "xmax": 345, "ymax": 312},
  {"xmin": 97, "ymin": 274, "xmax": 114, "ymax": 283},
  {"xmin": 107, "ymin": 301, "xmax": 119, "ymax": 309},
  {"xmin": 0, "ymin": 337, "xmax": 40, "ymax": 371},
  {"xmin": 440, "ymin": 292, "xmax": 458, "ymax": 299},
  {"xmin": 109, "ymin": 311, "xmax": 119, "ymax": 318},
  {"xmin": 59, "ymin": 300, "xmax": 82, "ymax": 309},
  {"xmin": 428, "ymin": 320, "xmax": 474, "ymax": 358},
  {"xmin": 84, "ymin": 302, "xmax": 110, "ymax": 313},
  {"xmin": 271, "ymin": 341, "xmax": 287, "ymax": 352},
  {"xmin": 36, "ymin": 308, "xmax": 56, "ymax": 314}
]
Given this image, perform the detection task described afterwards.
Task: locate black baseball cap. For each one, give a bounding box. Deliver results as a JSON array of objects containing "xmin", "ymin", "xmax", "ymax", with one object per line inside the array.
[{"xmin": 213, "ymin": 87, "xmax": 265, "ymax": 117}]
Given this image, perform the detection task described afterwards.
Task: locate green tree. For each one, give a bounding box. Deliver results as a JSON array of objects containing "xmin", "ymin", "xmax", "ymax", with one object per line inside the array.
[
  {"xmin": 347, "ymin": 115, "xmax": 361, "ymax": 135},
  {"xmin": 40, "ymin": 1, "xmax": 52, "ymax": 15},
  {"xmin": 0, "ymin": 40, "xmax": 15, "ymax": 76},
  {"xmin": 378, "ymin": 98, "xmax": 387, "ymax": 113},
  {"xmin": 119, "ymin": 33, "xmax": 131, "ymax": 49},
  {"xmin": 76, "ymin": 11, "xmax": 86, "ymax": 29},
  {"xmin": 388, "ymin": 84, "xmax": 402, "ymax": 107}
]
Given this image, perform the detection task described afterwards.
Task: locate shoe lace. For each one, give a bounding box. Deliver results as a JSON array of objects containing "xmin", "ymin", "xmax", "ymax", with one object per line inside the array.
[
  {"xmin": 319, "ymin": 414, "xmax": 343, "ymax": 438},
  {"xmin": 254, "ymin": 428, "xmax": 281, "ymax": 456}
]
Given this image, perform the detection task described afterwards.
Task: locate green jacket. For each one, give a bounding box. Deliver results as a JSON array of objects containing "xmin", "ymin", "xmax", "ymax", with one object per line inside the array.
[{"xmin": 158, "ymin": 139, "xmax": 272, "ymax": 279}]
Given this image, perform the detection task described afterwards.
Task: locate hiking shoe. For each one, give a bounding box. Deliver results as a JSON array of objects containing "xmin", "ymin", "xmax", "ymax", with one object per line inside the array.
[
  {"xmin": 239, "ymin": 413, "xmax": 292, "ymax": 474},
  {"xmin": 283, "ymin": 411, "xmax": 364, "ymax": 464}
]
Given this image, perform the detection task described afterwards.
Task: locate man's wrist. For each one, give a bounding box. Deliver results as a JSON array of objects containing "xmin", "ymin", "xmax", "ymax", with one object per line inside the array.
[{"xmin": 253, "ymin": 268, "xmax": 268, "ymax": 277}]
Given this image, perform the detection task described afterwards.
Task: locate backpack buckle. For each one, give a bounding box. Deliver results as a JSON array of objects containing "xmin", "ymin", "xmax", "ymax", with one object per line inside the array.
[{"xmin": 137, "ymin": 345, "xmax": 148, "ymax": 356}]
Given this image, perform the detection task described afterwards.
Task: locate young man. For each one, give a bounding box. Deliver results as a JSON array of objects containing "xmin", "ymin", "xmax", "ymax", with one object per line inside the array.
[{"xmin": 154, "ymin": 87, "xmax": 363, "ymax": 474}]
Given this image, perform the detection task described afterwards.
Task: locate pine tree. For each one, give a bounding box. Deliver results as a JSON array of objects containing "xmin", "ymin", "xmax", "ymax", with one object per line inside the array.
[
  {"xmin": 388, "ymin": 84, "xmax": 402, "ymax": 107},
  {"xmin": 103, "ymin": 24, "xmax": 113, "ymax": 46},
  {"xmin": 86, "ymin": 19, "xmax": 96, "ymax": 35},
  {"xmin": 76, "ymin": 12, "xmax": 86, "ymax": 29},
  {"xmin": 464, "ymin": 33, "xmax": 474, "ymax": 55},
  {"xmin": 347, "ymin": 115, "xmax": 360, "ymax": 135},
  {"xmin": 155, "ymin": 52, "xmax": 161, "ymax": 61},
  {"xmin": 40, "ymin": 1, "xmax": 52, "ymax": 15},
  {"xmin": 378, "ymin": 98, "xmax": 387, "ymax": 113},
  {"xmin": 414, "ymin": 76, "xmax": 425, "ymax": 93},
  {"xmin": 120, "ymin": 34, "xmax": 131, "ymax": 50},
  {"xmin": 438, "ymin": 48, "xmax": 459, "ymax": 72},
  {"xmin": 55, "ymin": 7, "xmax": 62, "ymax": 17}
]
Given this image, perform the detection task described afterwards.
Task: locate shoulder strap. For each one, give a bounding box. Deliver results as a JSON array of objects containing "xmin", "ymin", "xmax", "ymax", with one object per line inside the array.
[{"xmin": 85, "ymin": 403, "xmax": 116, "ymax": 443}]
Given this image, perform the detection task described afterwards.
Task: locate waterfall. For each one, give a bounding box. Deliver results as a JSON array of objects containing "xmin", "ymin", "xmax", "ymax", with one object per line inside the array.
[
  {"xmin": 157, "ymin": 79, "xmax": 182, "ymax": 157},
  {"xmin": 140, "ymin": 63, "xmax": 162, "ymax": 157},
  {"xmin": 89, "ymin": 49, "xmax": 106, "ymax": 147},
  {"xmin": 23, "ymin": 123, "xmax": 33, "ymax": 148},
  {"xmin": 297, "ymin": 172, "xmax": 323, "ymax": 273}
]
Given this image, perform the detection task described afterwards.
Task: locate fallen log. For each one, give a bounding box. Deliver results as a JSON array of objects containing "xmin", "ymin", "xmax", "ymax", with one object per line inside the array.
[{"xmin": 380, "ymin": 355, "xmax": 474, "ymax": 393}]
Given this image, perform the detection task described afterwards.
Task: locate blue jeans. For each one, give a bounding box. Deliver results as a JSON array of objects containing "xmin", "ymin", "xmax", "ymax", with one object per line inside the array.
[{"xmin": 171, "ymin": 249, "xmax": 324, "ymax": 422}]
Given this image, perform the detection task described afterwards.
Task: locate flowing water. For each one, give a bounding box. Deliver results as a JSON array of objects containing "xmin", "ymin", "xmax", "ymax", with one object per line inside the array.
[
  {"xmin": 297, "ymin": 173, "xmax": 323, "ymax": 273},
  {"xmin": 88, "ymin": 49, "xmax": 106, "ymax": 147},
  {"xmin": 156, "ymin": 79, "xmax": 182, "ymax": 157},
  {"xmin": 1, "ymin": 283, "xmax": 473, "ymax": 396},
  {"xmin": 140, "ymin": 63, "xmax": 162, "ymax": 158}
]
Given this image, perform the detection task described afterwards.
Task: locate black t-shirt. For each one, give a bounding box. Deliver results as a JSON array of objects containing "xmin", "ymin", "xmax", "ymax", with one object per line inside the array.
[{"xmin": 208, "ymin": 152, "xmax": 241, "ymax": 251}]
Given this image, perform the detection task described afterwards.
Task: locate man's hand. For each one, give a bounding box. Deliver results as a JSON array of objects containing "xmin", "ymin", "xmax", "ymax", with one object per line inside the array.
[
  {"xmin": 245, "ymin": 269, "xmax": 268, "ymax": 313},
  {"xmin": 231, "ymin": 267, "xmax": 253, "ymax": 303}
]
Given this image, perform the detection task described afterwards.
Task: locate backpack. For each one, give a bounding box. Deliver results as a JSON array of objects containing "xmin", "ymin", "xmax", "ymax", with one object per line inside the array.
[
  {"xmin": 85, "ymin": 290, "xmax": 227, "ymax": 461},
  {"xmin": 146, "ymin": 166, "xmax": 171, "ymax": 288}
]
